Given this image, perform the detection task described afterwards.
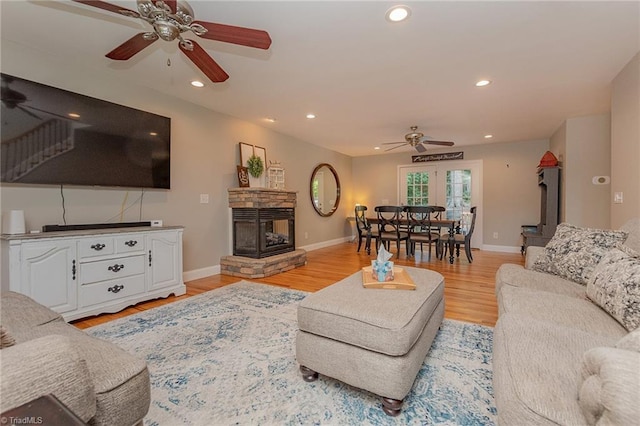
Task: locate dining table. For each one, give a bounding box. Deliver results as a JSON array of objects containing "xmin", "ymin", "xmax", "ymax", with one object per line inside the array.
[{"xmin": 367, "ymin": 217, "xmax": 461, "ymax": 264}]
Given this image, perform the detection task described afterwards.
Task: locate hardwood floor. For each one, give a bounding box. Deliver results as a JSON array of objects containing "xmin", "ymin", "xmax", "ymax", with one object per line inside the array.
[{"xmin": 72, "ymin": 242, "xmax": 524, "ymax": 329}]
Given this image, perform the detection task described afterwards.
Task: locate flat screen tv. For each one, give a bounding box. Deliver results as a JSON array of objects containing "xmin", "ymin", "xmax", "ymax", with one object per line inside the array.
[{"xmin": 1, "ymin": 73, "xmax": 171, "ymax": 189}]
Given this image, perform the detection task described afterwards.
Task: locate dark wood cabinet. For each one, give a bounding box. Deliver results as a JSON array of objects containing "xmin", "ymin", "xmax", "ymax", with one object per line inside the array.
[{"xmin": 522, "ymin": 166, "xmax": 561, "ymax": 252}]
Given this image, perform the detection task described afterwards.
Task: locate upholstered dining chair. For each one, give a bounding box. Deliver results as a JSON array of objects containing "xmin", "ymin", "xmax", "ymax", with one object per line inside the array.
[
  {"xmin": 374, "ymin": 205, "xmax": 409, "ymax": 258},
  {"xmin": 440, "ymin": 206, "xmax": 477, "ymax": 263},
  {"xmin": 405, "ymin": 206, "xmax": 441, "ymax": 259},
  {"xmin": 355, "ymin": 205, "xmax": 378, "ymax": 255}
]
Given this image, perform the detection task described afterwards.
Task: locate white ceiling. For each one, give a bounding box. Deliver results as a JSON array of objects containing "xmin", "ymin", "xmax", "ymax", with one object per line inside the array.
[{"xmin": 2, "ymin": 1, "xmax": 639, "ymax": 157}]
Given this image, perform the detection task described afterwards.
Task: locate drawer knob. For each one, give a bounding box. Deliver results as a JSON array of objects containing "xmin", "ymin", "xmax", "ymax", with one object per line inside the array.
[
  {"xmin": 108, "ymin": 284, "xmax": 124, "ymax": 293},
  {"xmin": 91, "ymin": 243, "xmax": 106, "ymax": 251},
  {"xmin": 108, "ymin": 264, "xmax": 125, "ymax": 273},
  {"xmin": 124, "ymin": 240, "xmax": 138, "ymax": 247}
]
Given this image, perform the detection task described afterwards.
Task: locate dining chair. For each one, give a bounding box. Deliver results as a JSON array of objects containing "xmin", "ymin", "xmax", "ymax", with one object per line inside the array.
[
  {"xmin": 405, "ymin": 206, "xmax": 441, "ymax": 259},
  {"xmin": 355, "ymin": 205, "xmax": 378, "ymax": 255},
  {"xmin": 430, "ymin": 205, "xmax": 446, "ymax": 220},
  {"xmin": 441, "ymin": 206, "xmax": 477, "ymax": 262},
  {"xmin": 374, "ymin": 205, "xmax": 409, "ymax": 258}
]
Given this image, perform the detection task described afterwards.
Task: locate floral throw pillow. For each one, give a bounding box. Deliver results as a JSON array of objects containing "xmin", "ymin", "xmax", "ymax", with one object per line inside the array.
[
  {"xmin": 0, "ymin": 325, "xmax": 16, "ymax": 349},
  {"xmin": 532, "ymin": 223, "xmax": 628, "ymax": 285},
  {"xmin": 587, "ymin": 246, "xmax": 640, "ymax": 331}
]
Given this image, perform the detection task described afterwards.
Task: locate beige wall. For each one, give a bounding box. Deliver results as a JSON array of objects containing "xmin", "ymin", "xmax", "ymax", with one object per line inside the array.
[
  {"xmin": 352, "ymin": 139, "xmax": 549, "ymax": 248},
  {"xmin": 0, "ymin": 41, "xmax": 353, "ymax": 276},
  {"xmin": 550, "ymin": 114, "xmax": 611, "ymax": 228},
  {"xmin": 566, "ymin": 114, "xmax": 611, "ymax": 228},
  {"xmin": 611, "ymin": 52, "xmax": 640, "ymax": 227}
]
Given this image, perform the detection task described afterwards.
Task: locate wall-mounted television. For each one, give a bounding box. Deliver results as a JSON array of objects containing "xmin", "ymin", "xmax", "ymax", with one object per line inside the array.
[{"xmin": 1, "ymin": 73, "xmax": 171, "ymax": 189}]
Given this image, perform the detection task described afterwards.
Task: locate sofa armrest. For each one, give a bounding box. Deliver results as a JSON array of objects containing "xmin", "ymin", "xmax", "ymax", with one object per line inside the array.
[
  {"xmin": 525, "ymin": 246, "xmax": 545, "ymax": 269},
  {"xmin": 579, "ymin": 346, "xmax": 640, "ymax": 425},
  {"xmin": 0, "ymin": 335, "xmax": 97, "ymax": 422}
]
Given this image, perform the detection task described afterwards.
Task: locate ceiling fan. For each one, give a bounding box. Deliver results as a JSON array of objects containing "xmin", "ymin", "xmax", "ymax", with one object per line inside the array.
[
  {"xmin": 382, "ymin": 126, "xmax": 455, "ymax": 153},
  {"xmin": 72, "ymin": 0, "xmax": 272, "ymax": 83}
]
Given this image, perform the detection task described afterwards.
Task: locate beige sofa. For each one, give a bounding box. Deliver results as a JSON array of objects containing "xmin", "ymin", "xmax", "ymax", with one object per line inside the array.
[
  {"xmin": 493, "ymin": 219, "xmax": 640, "ymax": 425},
  {"xmin": 0, "ymin": 291, "xmax": 150, "ymax": 425}
]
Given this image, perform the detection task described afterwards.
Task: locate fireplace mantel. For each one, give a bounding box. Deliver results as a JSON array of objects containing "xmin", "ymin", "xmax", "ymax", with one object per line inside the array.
[{"xmin": 228, "ymin": 188, "xmax": 297, "ymax": 209}]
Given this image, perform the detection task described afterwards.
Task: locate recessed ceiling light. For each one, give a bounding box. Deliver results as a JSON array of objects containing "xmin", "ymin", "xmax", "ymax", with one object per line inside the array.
[
  {"xmin": 386, "ymin": 5, "xmax": 411, "ymax": 22},
  {"xmin": 190, "ymin": 80, "xmax": 205, "ymax": 88},
  {"xmin": 68, "ymin": 113, "xmax": 80, "ymax": 118},
  {"xmin": 374, "ymin": 147, "xmax": 381, "ymax": 150},
  {"xmin": 265, "ymin": 118, "xmax": 276, "ymax": 123},
  {"xmin": 484, "ymin": 134, "xmax": 493, "ymax": 139},
  {"xmin": 149, "ymin": 132, "xmax": 158, "ymax": 136},
  {"xmin": 306, "ymin": 113, "xmax": 316, "ymax": 119},
  {"xmin": 475, "ymin": 80, "xmax": 492, "ymax": 87}
]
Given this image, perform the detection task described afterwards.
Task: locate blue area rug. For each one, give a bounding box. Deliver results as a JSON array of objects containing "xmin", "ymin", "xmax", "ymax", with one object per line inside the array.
[{"xmin": 88, "ymin": 281, "xmax": 496, "ymax": 425}]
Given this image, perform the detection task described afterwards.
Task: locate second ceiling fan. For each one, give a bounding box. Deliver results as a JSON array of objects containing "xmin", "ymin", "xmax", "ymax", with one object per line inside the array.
[
  {"xmin": 73, "ymin": 0, "xmax": 272, "ymax": 83},
  {"xmin": 383, "ymin": 126, "xmax": 455, "ymax": 152}
]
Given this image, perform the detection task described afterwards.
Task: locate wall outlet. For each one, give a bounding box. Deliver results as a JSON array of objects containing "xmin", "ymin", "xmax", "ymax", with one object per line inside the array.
[
  {"xmin": 304, "ymin": 232, "xmax": 309, "ymax": 239},
  {"xmin": 151, "ymin": 220, "xmax": 163, "ymax": 227},
  {"xmin": 200, "ymin": 194, "xmax": 209, "ymax": 204},
  {"xmin": 493, "ymin": 232, "xmax": 499, "ymax": 239}
]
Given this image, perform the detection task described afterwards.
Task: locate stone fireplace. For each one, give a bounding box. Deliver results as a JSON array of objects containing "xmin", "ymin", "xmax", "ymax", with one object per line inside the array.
[{"xmin": 221, "ymin": 188, "xmax": 306, "ymax": 278}]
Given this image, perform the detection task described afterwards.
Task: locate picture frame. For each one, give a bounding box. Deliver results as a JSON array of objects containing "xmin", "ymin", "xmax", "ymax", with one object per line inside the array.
[
  {"xmin": 254, "ymin": 145, "xmax": 267, "ymax": 169},
  {"xmin": 239, "ymin": 142, "xmax": 254, "ymax": 167},
  {"xmin": 237, "ymin": 166, "xmax": 250, "ymax": 187}
]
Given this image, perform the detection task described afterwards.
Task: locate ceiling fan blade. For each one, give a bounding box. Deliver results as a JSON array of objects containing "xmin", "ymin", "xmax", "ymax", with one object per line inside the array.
[
  {"xmin": 192, "ymin": 21, "xmax": 272, "ymax": 49},
  {"xmin": 423, "ymin": 140, "xmax": 455, "ymax": 146},
  {"xmin": 384, "ymin": 144, "xmax": 409, "ymax": 152},
  {"xmin": 72, "ymin": 0, "xmax": 139, "ymax": 16},
  {"xmin": 415, "ymin": 143, "xmax": 428, "ymax": 153},
  {"xmin": 106, "ymin": 33, "xmax": 158, "ymax": 60},
  {"xmin": 381, "ymin": 141, "xmax": 406, "ymax": 145},
  {"xmin": 179, "ymin": 40, "xmax": 229, "ymax": 83}
]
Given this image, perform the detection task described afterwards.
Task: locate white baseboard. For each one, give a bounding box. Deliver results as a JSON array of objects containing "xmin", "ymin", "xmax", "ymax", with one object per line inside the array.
[
  {"xmin": 298, "ymin": 236, "xmax": 352, "ymax": 252},
  {"xmin": 481, "ymin": 244, "xmax": 522, "ymax": 253},
  {"xmin": 183, "ymin": 265, "xmax": 220, "ymax": 283},
  {"xmin": 182, "ymin": 238, "xmax": 352, "ymax": 283}
]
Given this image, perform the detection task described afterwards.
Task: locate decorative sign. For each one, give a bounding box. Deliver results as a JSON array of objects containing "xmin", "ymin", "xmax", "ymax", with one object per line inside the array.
[{"xmin": 412, "ymin": 151, "xmax": 464, "ymax": 163}]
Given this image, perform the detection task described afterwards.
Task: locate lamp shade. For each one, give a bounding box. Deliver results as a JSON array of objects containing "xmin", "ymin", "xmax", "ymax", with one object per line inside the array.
[{"xmin": 2, "ymin": 210, "xmax": 25, "ymax": 234}]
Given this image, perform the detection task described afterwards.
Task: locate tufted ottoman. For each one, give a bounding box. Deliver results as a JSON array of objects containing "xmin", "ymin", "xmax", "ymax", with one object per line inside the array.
[{"xmin": 296, "ymin": 266, "xmax": 444, "ymax": 416}]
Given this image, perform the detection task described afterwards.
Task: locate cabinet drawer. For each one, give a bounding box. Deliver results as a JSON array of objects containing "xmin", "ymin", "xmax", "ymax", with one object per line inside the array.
[
  {"xmin": 78, "ymin": 238, "xmax": 115, "ymax": 259},
  {"xmin": 115, "ymin": 234, "xmax": 145, "ymax": 254},
  {"xmin": 79, "ymin": 274, "xmax": 145, "ymax": 307},
  {"xmin": 81, "ymin": 255, "xmax": 145, "ymax": 284}
]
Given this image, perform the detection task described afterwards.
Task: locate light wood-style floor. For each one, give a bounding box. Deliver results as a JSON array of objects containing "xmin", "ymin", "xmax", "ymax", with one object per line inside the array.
[{"xmin": 73, "ymin": 242, "xmax": 524, "ymax": 329}]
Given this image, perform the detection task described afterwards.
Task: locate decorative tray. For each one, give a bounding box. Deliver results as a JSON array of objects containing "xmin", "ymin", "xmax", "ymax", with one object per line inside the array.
[{"xmin": 362, "ymin": 266, "xmax": 416, "ymax": 290}]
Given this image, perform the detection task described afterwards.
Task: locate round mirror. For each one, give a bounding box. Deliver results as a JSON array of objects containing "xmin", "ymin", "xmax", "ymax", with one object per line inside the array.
[{"xmin": 310, "ymin": 163, "xmax": 341, "ymax": 217}]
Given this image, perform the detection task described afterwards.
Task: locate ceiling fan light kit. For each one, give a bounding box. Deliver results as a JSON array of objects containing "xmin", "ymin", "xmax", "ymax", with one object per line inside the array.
[
  {"xmin": 382, "ymin": 126, "xmax": 455, "ymax": 152},
  {"xmin": 73, "ymin": 0, "xmax": 272, "ymax": 83}
]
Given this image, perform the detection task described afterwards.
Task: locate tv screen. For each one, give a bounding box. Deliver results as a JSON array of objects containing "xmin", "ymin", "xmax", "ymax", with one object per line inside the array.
[{"xmin": 1, "ymin": 73, "xmax": 171, "ymax": 189}]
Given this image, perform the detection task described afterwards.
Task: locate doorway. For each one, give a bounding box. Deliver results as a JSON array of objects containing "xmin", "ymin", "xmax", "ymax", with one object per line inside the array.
[{"xmin": 398, "ymin": 160, "xmax": 483, "ymax": 248}]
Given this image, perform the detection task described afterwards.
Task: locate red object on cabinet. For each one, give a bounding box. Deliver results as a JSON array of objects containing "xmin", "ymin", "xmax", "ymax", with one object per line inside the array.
[{"xmin": 538, "ymin": 151, "xmax": 559, "ymax": 168}]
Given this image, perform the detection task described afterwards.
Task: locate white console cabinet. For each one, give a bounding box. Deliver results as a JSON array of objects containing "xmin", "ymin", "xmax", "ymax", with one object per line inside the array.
[{"xmin": 1, "ymin": 226, "xmax": 186, "ymax": 321}]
